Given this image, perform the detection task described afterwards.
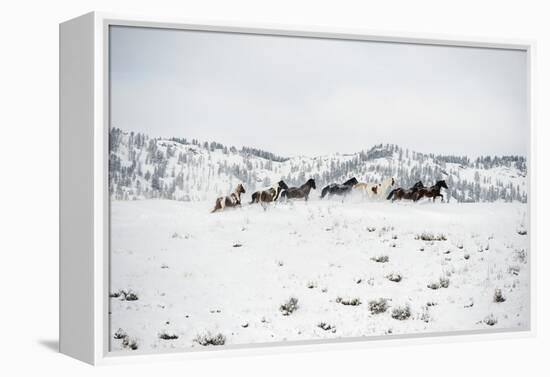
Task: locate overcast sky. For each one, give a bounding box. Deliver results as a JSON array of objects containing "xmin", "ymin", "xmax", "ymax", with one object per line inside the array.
[{"xmin": 110, "ymin": 26, "xmax": 528, "ymax": 158}]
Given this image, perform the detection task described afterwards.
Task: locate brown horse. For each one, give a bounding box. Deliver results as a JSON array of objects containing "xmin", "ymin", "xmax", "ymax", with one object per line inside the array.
[
  {"xmin": 250, "ymin": 180, "xmax": 289, "ymax": 204},
  {"xmin": 386, "ymin": 181, "xmax": 424, "ymax": 202},
  {"xmin": 211, "ymin": 183, "xmax": 246, "ymax": 213},
  {"xmin": 414, "ymin": 180, "xmax": 448, "ymax": 202}
]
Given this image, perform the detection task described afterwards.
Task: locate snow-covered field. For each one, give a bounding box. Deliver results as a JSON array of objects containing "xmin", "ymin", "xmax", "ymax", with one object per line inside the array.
[{"xmin": 109, "ymin": 198, "xmax": 529, "ymax": 353}]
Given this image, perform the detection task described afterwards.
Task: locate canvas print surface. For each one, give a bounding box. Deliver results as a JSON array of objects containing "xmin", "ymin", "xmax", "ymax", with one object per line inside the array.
[{"xmin": 108, "ymin": 26, "xmax": 530, "ymax": 353}]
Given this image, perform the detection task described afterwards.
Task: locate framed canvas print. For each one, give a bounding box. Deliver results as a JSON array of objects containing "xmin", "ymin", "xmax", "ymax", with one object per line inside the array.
[{"xmin": 59, "ymin": 12, "xmax": 535, "ymax": 365}]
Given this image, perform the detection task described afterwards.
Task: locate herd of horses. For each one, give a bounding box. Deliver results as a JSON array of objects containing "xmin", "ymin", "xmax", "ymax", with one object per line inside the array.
[{"xmin": 211, "ymin": 176, "xmax": 449, "ymax": 213}]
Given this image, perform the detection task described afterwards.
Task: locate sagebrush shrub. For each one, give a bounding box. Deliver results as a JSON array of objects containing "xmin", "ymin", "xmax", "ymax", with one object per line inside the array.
[
  {"xmin": 122, "ymin": 336, "xmax": 138, "ymax": 350},
  {"xmin": 386, "ymin": 273, "xmax": 402, "ymax": 283},
  {"xmin": 113, "ymin": 328, "xmax": 127, "ymax": 340},
  {"xmin": 194, "ymin": 332, "xmax": 226, "ymax": 346},
  {"xmin": 416, "ymin": 233, "xmax": 447, "ymax": 241},
  {"xmin": 110, "ymin": 289, "xmax": 139, "ymax": 301},
  {"xmin": 280, "ymin": 297, "xmax": 299, "ymax": 315},
  {"xmin": 318, "ymin": 322, "xmax": 336, "ymax": 332},
  {"xmin": 514, "ymin": 249, "xmax": 527, "ymax": 263},
  {"xmin": 158, "ymin": 332, "xmax": 179, "ymax": 340},
  {"xmin": 427, "ymin": 282, "xmax": 440, "ymax": 290},
  {"xmin": 483, "ymin": 314, "xmax": 498, "ymax": 326},
  {"xmin": 336, "ymin": 297, "xmax": 361, "ymax": 306},
  {"xmin": 368, "ymin": 298, "xmax": 389, "ymax": 314},
  {"xmin": 371, "ymin": 255, "xmax": 389, "ymax": 263},
  {"xmin": 125, "ymin": 292, "xmax": 139, "ymax": 301},
  {"xmin": 493, "ymin": 288, "xmax": 506, "ymax": 303},
  {"xmin": 391, "ymin": 305, "xmax": 411, "ymax": 320},
  {"xmin": 306, "ymin": 281, "xmax": 317, "ymax": 289}
]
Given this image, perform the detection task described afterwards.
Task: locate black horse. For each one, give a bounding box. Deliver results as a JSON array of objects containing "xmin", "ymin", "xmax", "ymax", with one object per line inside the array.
[
  {"xmin": 249, "ymin": 180, "xmax": 289, "ymax": 204},
  {"xmin": 280, "ymin": 178, "xmax": 316, "ymax": 201},
  {"xmin": 320, "ymin": 177, "xmax": 359, "ymax": 199},
  {"xmin": 386, "ymin": 181, "xmax": 424, "ymax": 202},
  {"xmin": 414, "ymin": 180, "xmax": 448, "ymax": 202}
]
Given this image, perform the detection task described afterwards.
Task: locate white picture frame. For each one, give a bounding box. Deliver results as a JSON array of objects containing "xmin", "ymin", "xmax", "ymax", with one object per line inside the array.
[{"xmin": 59, "ymin": 11, "xmax": 536, "ymax": 365}]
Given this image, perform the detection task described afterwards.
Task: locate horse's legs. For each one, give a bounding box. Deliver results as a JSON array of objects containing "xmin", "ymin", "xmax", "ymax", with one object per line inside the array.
[
  {"xmin": 211, "ymin": 198, "xmax": 220, "ymax": 213},
  {"xmin": 220, "ymin": 198, "xmax": 226, "ymax": 211}
]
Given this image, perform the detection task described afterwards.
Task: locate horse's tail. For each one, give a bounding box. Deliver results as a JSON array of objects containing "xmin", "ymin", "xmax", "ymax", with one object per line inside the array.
[
  {"xmin": 320, "ymin": 186, "xmax": 330, "ymax": 199},
  {"xmin": 386, "ymin": 189, "xmax": 396, "ymax": 200},
  {"xmin": 249, "ymin": 192, "xmax": 258, "ymax": 204}
]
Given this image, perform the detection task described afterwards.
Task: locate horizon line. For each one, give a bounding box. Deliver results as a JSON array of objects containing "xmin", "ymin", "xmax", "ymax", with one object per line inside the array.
[{"xmin": 111, "ymin": 126, "xmax": 528, "ymax": 161}]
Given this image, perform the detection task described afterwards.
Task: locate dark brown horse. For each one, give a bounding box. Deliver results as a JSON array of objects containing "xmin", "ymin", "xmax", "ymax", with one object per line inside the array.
[
  {"xmin": 414, "ymin": 180, "xmax": 448, "ymax": 202},
  {"xmin": 320, "ymin": 177, "xmax": 358, "ymax": 199},
  {"xmin": 250, "ymin": 180, "xmax": 289, "ymax": 204},
  {"xmin": 386, "ymin": 181, "xmax": 424, "ymax": 202},
  {"xmin": 280, "ymin": 178, "xmax": 316, "ymax": 201},
  {"xmin": 211, "ymin": 183, "xmax": 246, "ymax": 213}
]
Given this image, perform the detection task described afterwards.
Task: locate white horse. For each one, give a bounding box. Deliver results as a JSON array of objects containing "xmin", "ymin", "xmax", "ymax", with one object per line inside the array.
[{"xmin": 353, "ymin": 177, "xmax": 395, "ymax": 200}]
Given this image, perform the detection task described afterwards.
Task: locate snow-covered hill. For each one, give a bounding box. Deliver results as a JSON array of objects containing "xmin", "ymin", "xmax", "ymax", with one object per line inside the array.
[
  {"xmin": 110, "ymin": 200, "xmax": 529, "ymax": 352},
  {"xmin": 109, "ymin": 128, "xmax": 528, "ymax": 203}
]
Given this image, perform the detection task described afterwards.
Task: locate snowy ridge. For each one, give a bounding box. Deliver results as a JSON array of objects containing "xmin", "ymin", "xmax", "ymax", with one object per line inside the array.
[{"xmin": 109, "ymin": 128, "xmax": 527, "ymax": 203}]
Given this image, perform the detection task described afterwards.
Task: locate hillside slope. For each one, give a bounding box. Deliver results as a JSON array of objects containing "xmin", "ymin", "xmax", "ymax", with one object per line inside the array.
[{"xmin": 109, "ymin": 128, "xmax": 527, "ymax": 203}]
